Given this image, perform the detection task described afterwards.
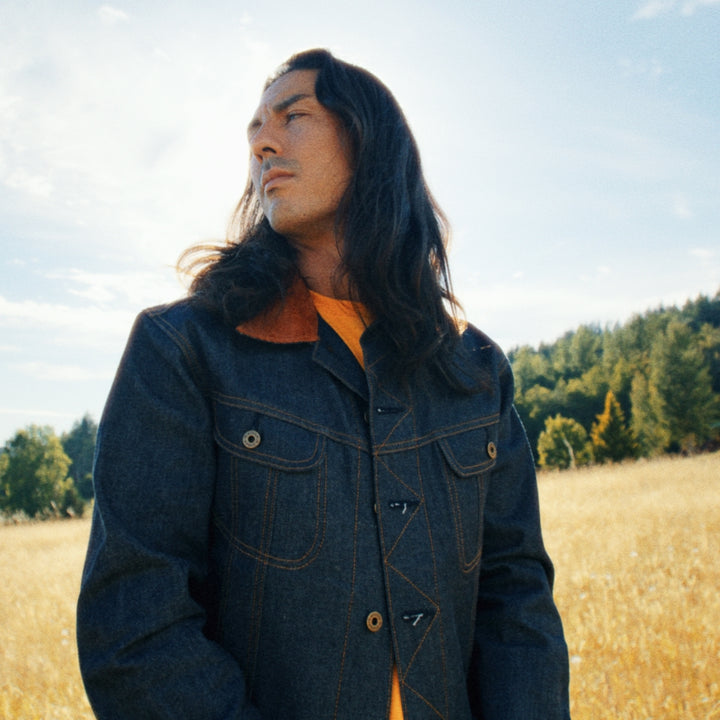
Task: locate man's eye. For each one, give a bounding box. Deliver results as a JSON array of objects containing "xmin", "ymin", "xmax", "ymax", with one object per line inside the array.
[{"xmin": 286, "ymin": 112, "xmax": 304, "ymax": 123}]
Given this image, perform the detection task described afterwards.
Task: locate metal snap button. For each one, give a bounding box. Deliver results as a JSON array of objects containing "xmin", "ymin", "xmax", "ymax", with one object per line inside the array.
[
  {"xmin": 487, "ymin": 441, "xmax": 497, "ymax": 459},
  {"xmin": 242, "ymin": 430, "xmax": 261, "ymax": 449},
  {"xmin": 366, "ymin": 611, "xmax": 383, "ymax": 632}
]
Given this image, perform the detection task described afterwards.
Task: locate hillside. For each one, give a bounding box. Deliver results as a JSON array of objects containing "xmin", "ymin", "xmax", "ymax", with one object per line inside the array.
[{"xmin": 509, "ymin": 289, "xmax": 720, "ymax": 464}]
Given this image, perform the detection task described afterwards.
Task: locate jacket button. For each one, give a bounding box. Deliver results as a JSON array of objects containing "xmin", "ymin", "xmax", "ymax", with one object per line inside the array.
[
  {"xmin": 487, "ymin": 441, "xmax": 497, "ymax": 459},
  {"xmin": 242, "ymin": 430, "xmax": 261, "ymax": 449},
  {"xmin": 366, "ymin": 611, "xmax": 383, "ymax": 632}
]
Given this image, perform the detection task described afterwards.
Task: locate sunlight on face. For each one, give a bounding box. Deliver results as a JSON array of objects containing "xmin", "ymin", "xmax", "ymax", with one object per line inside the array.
[{"xmin": 247, "ymin": 69, "xmax": 353, "ymax": 249}]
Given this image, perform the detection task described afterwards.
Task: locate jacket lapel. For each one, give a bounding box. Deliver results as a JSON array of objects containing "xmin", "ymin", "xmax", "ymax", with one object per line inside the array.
[{"xmin": 235, "ymin": 277, "xmax": 369, "ymax": 402}]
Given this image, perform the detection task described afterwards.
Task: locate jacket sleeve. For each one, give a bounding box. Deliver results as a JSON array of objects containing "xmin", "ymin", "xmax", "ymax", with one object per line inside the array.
[
  {"xmin": 468, "ymin": 351, "xmax": 570, "ymax": 720},
  {"xmin": 76, "ymin": 309, "xmax": 263, "ymax": 720}
]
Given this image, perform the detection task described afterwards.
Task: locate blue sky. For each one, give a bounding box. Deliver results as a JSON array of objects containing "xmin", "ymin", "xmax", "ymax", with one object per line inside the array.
[{"xmin": 1, "ymin": 0, "xmax": 719, "ymax": 443}]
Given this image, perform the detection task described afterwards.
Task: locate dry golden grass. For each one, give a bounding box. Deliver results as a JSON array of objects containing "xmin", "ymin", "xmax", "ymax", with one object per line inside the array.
[
  {"xmin": 1, "ymin": 452, "xmax": 718, "ymax": 719},
  {"xmin": 0, "ymin": 518, "xmax": 94, "ymax": 720},
  {"xmin": 540, "ymin": 451, "xmax": 720, "ymax": 720}
]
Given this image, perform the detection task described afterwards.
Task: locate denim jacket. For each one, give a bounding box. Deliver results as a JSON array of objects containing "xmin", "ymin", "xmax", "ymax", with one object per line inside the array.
[{"xmin": 77, "ymin": 280, "xmax": 570, "ymax": 720}]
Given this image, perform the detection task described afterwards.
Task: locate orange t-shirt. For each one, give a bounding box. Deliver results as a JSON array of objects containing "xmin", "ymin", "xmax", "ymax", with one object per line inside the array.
[
  {"xmin": 309, "ymin": 290, "xmax": 371, "ymax": 365},
  {"xmin": 309, "ymin": 291, "xmax": 404, "ymax": 720}
]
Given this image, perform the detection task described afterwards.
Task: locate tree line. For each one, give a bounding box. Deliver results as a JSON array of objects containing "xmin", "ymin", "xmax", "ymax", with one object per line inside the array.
[
  {"xmin": 510, "ymin": 290, "xmax": 720, "ymax": 469},
  {"xmin": 2, "ymin": 290, "xmax": 719, "ymax": 517},
  {"xmin": 1, "ymin": 414, "xmax": 97, "ymax": 520}
]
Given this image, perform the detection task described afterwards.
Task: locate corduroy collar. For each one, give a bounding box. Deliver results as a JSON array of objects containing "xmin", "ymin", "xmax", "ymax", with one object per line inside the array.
[{"xmin": 235, "ymin": 277, "xmax": 319, "ymax": 344}]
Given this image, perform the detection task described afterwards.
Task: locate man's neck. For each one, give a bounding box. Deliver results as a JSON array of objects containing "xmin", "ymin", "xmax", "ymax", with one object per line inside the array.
[{"xmin": 294, "ymin": 240, "xmax": 349, "ymax": 299}]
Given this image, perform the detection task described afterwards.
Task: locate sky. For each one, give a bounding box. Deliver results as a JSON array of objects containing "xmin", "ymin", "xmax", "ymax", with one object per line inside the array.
[{"xmin": 1, "ymin": 0, "xmax": 719, "ymax": 443}]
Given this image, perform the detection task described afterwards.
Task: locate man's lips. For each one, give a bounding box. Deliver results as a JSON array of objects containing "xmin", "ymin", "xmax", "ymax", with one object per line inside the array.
[{"xmin": 261, "ymin": 168, "xmax": 294, "ymax": 192}]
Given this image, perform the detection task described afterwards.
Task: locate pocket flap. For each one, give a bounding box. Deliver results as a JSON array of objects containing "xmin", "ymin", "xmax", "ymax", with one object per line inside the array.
[
  {"xmin": 438, "ymin": 423, "xmax": 499, "ymax": 477},
  {"xmin": 214, "ymin": 400, "xmax": 324, "ymax": 472}
]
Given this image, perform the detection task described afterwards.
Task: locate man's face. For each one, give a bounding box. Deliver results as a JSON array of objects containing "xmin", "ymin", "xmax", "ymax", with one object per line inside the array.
[{"xmin": 247, "ymin": 69, "xmax": 353, "ymax": 248}]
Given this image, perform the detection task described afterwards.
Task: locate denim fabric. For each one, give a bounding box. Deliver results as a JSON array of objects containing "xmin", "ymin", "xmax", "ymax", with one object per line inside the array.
[{"xmin": 77, "ymin": 298, "xmax": 570, "ymax": 719}]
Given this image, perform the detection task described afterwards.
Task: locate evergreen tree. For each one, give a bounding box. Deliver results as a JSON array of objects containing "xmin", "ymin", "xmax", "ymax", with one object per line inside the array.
[
  {"xmin": 681, "ymin": 291, "xmax": 720, "ymax": 330},
  {"xmin": 629, "ymin": 372, "xmax": 668, "ymax": 456},
  {"xmin": 567, "ymin": 325, "xmax": 603, "ymax": 379},
  {"xmin": 697, "ymin": 322, "xmax": 720, "ymax": 394},
  {"xmin": 591, "ymin": 390, "xmax": 637, "ymax": 463},
  {"xmin": 510, "ymin": 290, "xmax": 720, "ymax": 460},
  {"xmin": 62, "ymin": 413, "xmax": 98, "ymax": 499},
  {"xmin": 537, "ymin": 414, "xmax": 592, "ymax": 470},
  {"xmin": 509, "ymin": 345, "xmax": 554, "ymax": 395},
  {"xmin": 649, "ymin": 320, "xmax": 719, "ymax": 452}
]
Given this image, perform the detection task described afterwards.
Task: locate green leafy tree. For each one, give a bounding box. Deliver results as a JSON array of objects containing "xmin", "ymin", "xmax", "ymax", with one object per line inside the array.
[
  {"xmin": 591, "ymin": 390, "xmax": 637, "ymax": 463},
  {"xmin": 537, "ymin": 414, "xmax": 592, "ymax": 470},
  {"xmin": 565, "ymin": 365, "xmax": 610, "ymax": 432},
  {"xmin": 0, "ymin": 425, "xmax": 85, "ymax": 517},
  {"xmin": 515, "ymin": 384, "xmax": 564, "ymax": 463},
  {"xmin": 62, "ymin": 413, "xmax": 98, "ymax": 499}
]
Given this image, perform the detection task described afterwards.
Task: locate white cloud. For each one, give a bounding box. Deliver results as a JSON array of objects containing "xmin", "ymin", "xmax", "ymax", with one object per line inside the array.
[
  {"xmin": 153, "ymin": 47, "xmax": 171, "ymax": 63},
  {"xmin": 0, "ymin": 21, "xmax": 262, "ymax": 262},
  {"xmin": 98, "ymin": 5, "xmax": 129, "ymax": 25},
  {"xmin": 459, "ymin": 281, "xmax": 624, "ymax": 349},
  {"xmin": 456, "ymin": 268, "xmax": 720, "ymax": 351},
  {"xmin": 0, "ymin": 266, "xmax": 184, "ymax": 354},
  {"xmin": 10, "ymin": 361, "xmax": 113, "ymax": 382},
  {"xmin": 672, "ymin": 193, "xmax": 693, "ymax": 218},
  {"xmin": 0, "ymin": 406, "xmax": 77, "ymax": 420},
  {"xmin": 632, "ymin": 0, "xmax": 720, "ymax": 17},
  {"xmin": 0, "ymin": 294, "xmax": 135, "ymax": 350},
  {"xmin": 633, "ymin": 0, "xmax": 677, "ymax": 20},
  {"xmin": 44, "ymin": 268, "xmax": 182, "ymax": 308},
  {"xmin": 681, "ymin": 0, "xmax": 720, "ymax": 14},
  {"xmin": 618, "ymin": 56, "xmax": 664, "ymax": 79},
  {"xmin": 0, "ymin": 407, "xmax": 84, "ymax": 441},
  {"xmin": 5, "ymin": 168, "xmax": 54, "ymax": 197},
  {"xmin": 690, "ymin": 247, "xmax": 715, "ymax": 260}
]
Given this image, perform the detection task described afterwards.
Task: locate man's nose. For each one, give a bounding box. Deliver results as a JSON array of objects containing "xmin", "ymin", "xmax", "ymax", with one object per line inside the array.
[{"xmin": 250, "ymin": 121, "xmax": 281, "ymax": 160}]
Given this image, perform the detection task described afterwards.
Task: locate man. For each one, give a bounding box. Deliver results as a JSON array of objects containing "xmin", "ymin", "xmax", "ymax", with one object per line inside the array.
[{"xmin": 77, "ymin": 49, "xmax": 570, "ymax": 719}]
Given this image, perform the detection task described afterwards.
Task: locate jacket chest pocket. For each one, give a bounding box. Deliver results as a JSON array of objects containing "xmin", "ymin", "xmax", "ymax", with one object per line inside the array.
[
  {"xmin": 438, "ymin": 421, "xmax": 498, "ymax": 573},
  {"xmin": 213, "ymin": 401, "xmax": 327, "ymax": 569}
]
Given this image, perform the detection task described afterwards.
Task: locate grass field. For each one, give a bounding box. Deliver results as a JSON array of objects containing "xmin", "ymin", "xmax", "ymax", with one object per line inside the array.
[
  {"xmin": 1, "ymin": 451, "xmax": 718, "ymax": 719},
  {"xmin": 0, "ymin": 518, "xmax": 94, "ymax": 719},
  {"xmin": 540, "ymin": 451, "xmax": 720, "ymax": 720}
]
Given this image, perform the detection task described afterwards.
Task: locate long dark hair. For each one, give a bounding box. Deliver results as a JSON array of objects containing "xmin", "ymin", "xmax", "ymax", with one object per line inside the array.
[{"xmin": 181, "ymin": 49, "xmax": 474, "ymax": 390}]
